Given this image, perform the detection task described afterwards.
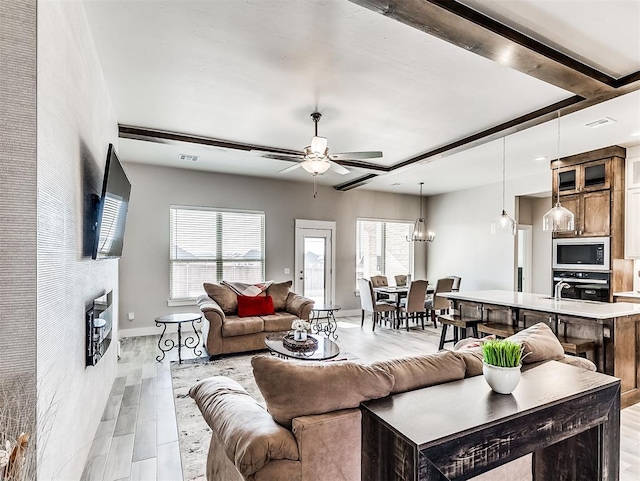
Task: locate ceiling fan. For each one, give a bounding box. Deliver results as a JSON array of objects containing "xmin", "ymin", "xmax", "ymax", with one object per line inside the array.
[{"xmin": 254, "ymin": 112, "xmax": 383, "ymax": 176}]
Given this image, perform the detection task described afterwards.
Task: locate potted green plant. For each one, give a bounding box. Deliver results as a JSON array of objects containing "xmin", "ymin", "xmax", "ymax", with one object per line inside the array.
[{"xmin": 482, "ymin": 339, "xmax": 525, "ymax": 394}]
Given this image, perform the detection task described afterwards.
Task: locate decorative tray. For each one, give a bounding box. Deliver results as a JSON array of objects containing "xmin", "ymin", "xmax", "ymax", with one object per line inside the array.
[{"xmin": 283, "ymin": 333, "xmax": 318, "ymax": 352}]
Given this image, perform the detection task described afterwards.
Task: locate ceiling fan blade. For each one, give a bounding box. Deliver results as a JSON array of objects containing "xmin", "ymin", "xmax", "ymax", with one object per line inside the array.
[
  {"xmin": 329, "ymin": 151, "xmax": 383, "ymax": 160},
  {"xmin": 329, "ymin": 161, "xmax": 350, "ymax": 175},
  {"xmin": 278, "ymin": 163, "xmax": 302, "ymax": 174},
  {"xmin": 259, "ymin": 153, "xmax": 304, "ymax": 162}
]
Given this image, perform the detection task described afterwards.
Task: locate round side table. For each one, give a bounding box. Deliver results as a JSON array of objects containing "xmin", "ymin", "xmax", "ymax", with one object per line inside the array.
[
  {"xmin": 310, "ymin": 304, "xmax": 341, "ymax": 340},
  {"xmin": 155, "ymin": 313, "xmax": 202, "ymax": 363}
]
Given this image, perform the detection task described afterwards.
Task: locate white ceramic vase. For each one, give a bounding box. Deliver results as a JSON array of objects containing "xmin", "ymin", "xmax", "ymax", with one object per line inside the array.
[
  {"xmin": 482, "ymin": 362, "xmax": 521, "ymax": 394},
  {"xmin": 294, "ymin": 330, "xmax": 307, "ymax": 341}
]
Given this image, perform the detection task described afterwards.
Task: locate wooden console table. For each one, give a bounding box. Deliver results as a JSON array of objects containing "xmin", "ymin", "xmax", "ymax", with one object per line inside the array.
[{"xmin": 361, "ymin": 361, "xmax": 620, "ymax": 481}]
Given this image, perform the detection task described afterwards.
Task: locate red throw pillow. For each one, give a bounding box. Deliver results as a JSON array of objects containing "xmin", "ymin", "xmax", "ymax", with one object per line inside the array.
[{"xmin": 237, "ymin": 295, "xmax": 275, "ymax": 317}]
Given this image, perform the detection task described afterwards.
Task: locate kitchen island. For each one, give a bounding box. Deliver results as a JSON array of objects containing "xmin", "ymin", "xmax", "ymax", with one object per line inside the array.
[{"xmin": 440, "ymin": 290, "xmax": 640, "ymax": 408}]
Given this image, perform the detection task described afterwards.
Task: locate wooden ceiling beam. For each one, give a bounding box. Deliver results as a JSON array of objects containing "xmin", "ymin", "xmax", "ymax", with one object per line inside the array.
[
  {"xmin": 350, "ymin": 0, "xmax": 620, "ymax": 98},
  {"xmin": 118, "ymin": 125, "xmax": 390, "ymax": 173}
]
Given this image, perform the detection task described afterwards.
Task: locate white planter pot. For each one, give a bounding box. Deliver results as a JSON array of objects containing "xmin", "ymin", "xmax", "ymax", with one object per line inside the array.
[
  {"xmin": 482, "ymin": 362, "xmax": 522, "ymax": 394},
  {"xmin": 294, "ymin": 330, "xmax": 307, "ymax": 341}
]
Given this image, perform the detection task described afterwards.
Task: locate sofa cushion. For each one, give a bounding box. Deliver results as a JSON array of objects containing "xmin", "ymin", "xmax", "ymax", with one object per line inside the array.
[
  {"xmin": 506, "ymin": 322, "xmax": 565, "ymax": 363},
  {"xmin": 371, "ymin": 350, "xmax": 466, "ymax": 394},
  {"xmin": 237, "ymin": 295, "xmax": 275, "ymax": 318},
  {"xmin": 189, "ymin": 376, "xmax": 299, "ymax": 477},
  {"xmin": 267, "ymin": 281, "xmax": 293, "ymax": 311},
  {"xmin": 222, "ymin": 316, "xmax": 264, "ymax": 337},
  {"xmin": 252, "ymin": 355, "xmax": 394, "ymax": 428},
  {"xmin": 454, "ymin": 349, "xmax": 484, "ymax": 377},
  {"xmin": 204, "ymin": 283, "xmax": 238, "ymax": 315},
  {"xmin": 261, "ymin": 312, "xmax": 298, "ymax": 332}
]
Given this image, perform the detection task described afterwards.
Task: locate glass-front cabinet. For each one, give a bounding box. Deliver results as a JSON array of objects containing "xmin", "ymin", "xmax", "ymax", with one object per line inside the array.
[{"xmin": 553, "ymin": 159, "xmax": 610, "ymax": 195}]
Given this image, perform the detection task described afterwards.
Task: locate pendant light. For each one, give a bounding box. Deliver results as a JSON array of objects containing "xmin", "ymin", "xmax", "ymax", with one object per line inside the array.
[
  {"xmin": 491, "ymin": 137, "xmax": 516, "ymax": 235},
  {"xmin": 543, "ymin": 112, "xmax": 575, "ymax": 232},
  {"xmin": 407, "ymin": 182, "xmax": 435, "ymax": 242}
]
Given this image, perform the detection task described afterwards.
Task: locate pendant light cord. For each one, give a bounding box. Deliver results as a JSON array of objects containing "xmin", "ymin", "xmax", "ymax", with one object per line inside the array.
[
  {"xmin": 419, "ymin": 182, "xmax": 424, "ymax": 218},
  {"xmin": 502, "ymin": 137, "xmax": 506, "ymax": 213},
  {"xmin": 556, "ymin": 111, "xmax": 561, "ymax": 205}
]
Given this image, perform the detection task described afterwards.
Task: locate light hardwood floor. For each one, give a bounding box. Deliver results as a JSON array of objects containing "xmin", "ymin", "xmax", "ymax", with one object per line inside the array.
[{"xmin": 83, "ymin": 316, "xmax": 640, "ymax": 481}]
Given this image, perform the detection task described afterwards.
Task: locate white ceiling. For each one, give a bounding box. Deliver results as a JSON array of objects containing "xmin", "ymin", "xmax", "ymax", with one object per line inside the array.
[{"xmin": 83, "ymin": 0, "xmax": 640, "ymax": 195}]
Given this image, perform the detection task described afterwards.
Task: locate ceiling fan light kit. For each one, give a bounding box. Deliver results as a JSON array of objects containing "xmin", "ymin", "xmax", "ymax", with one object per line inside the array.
[
  {"xmin": 408, "ymin": 182, "xmax": 435, "ymax": 242},
  {"xmin": 491, "ymin": 137, "xmax": 516, "ymax": 236},
  {"xmin": 543, "ymin": 112, "xmax": 575, "ymax": 232},
  {"xmin": 301, "ymin": 158, "xmax": 331, "ymax": 175}
]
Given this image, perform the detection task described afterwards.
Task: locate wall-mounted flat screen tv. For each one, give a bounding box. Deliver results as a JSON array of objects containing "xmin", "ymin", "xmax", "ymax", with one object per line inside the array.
[{"xmin": 92, "ymin": 144, "xmax": 131, "ymax": 259}]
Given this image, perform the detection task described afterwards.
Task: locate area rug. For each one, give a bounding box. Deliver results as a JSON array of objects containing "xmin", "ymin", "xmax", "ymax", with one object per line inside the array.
[{"xmin": 170, "ymin": 350, "xmax": 358, "ymax": 481}]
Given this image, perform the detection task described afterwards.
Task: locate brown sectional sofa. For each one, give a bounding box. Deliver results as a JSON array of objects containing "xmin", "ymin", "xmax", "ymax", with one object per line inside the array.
[
  {"xmin": 197, "ymin": 281, "xmax": 314, "ymax": 357},
  {"xmin": 190, "ymin": 323, "xmax": 597, "ymax": 480}
]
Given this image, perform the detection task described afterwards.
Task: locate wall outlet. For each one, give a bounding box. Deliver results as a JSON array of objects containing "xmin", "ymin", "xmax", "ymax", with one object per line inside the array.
[
  {"xmin": 128, "ymin": 312, "xmax": 135, "ymax": 322},
  {"xmin": 284, "ymin": 268, "xmax": 291, "ymax": 275}
]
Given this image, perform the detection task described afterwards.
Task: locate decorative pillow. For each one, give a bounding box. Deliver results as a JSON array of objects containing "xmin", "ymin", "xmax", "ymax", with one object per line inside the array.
[
  {"xmin": 222, "ymin": 280, "xmax": 273, "ymax": 297},
  {"xmin": 189, "ymin": 376, "xmax": 299, "ymax": 477},
  {"xmin": 251, "ymin": 355, "xmax": 394, "ymax": 428},
  {"xmin": 237, "ymin": 295, "xmax": 275, "ymax": 318},
  {"xmin": 506, "ymin": 322, "xmax": 565, "ymax": 363},
  {"xmin": 266, "ymin": 281, "xmax": 292, "ymax": 311},
  {"xmin": 203, "ymin": 283, "xmax": 238, "ymax": 315}
]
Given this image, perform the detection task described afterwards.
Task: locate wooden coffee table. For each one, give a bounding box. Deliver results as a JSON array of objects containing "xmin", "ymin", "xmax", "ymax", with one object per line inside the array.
[{"xmin": 264, "ymin": 332, "xmax": 340, "ymax": 361}]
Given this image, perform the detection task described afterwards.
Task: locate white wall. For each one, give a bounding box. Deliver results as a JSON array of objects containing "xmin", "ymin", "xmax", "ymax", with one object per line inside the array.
[
  {"xmin": 425, "ymin": 172, "xmax": 549, "ymax": 291},
  {"xmin": 37, "ymin": 1, "xmax": 119, "ymax": 479},
  {"xmin": 118, "ymin": 163, "xmax": 428, "ymax": 334},
  {"xmin": 530, "ymin": 196, "xmax": 553, "ymax": 295}
]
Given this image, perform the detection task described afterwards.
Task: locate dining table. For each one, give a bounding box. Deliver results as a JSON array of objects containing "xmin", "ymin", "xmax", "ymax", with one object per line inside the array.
[{"xmin": 373, "ymin": 283, "xmax": 435, "ymax": 308}]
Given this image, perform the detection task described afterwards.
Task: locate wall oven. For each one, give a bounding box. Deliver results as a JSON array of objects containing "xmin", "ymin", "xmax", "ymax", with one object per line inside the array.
[
  {"xmin": 552, "ymin": 237, "xmax": 610, "ymax": 271},
  {"xmin": 552, "ymin": 270, "xmax": 611, "ymax": 303}
]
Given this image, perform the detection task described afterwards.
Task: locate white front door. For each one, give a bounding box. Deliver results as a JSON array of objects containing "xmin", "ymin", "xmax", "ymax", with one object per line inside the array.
[{"xmin": 294, "ymin": 220, "xmax": 336, "ymax": 305}]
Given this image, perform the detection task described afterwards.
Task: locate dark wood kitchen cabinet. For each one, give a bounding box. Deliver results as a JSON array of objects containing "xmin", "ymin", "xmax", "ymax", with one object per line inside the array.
[{"xmin": 551, "ymin": 146, "xmax": 623, "ymax": 240}]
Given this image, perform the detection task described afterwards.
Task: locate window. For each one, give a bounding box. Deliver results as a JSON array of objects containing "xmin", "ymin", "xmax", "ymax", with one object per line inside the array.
[
  {"xmin": 170, "ymin": 206, "xmax": 265, "ymax": 300},
  {"xmin": 356, "ymin": 218, "xmax": 414, "ymax": 284}
]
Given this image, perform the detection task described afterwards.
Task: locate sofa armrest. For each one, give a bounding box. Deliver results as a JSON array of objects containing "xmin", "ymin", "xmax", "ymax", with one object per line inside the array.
[
  {"xmin": 197, "ymin": 294, "xmax": 225, "ymax": 319},
  {"xmin": 197, "ymin": 294, "xmax": 225, "ymax": 355},
  {"xmin": 190, "ymin": 376, "xmax": 299, "ymax": 478},
  {"xmin": 292, "ymin": 409, "xmax": 361, "ymax": 481},
  {"xmin": 285, "ymin": 292, "xmax": 314, "ymax": 320}
]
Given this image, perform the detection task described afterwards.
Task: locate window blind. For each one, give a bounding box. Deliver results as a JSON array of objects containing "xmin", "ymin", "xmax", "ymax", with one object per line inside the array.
[
  {"xmin": 356, "ymin": 218, "xmax": 413, "ymax": 284},
  {"xmin": 170, "ymin": 206, "xmax": 265, "ymax": 300}
]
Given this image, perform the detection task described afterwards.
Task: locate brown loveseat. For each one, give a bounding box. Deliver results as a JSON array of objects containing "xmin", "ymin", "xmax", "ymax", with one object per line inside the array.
[
  {"xmin": 197, "ymin": 281, "xmax": 314, "ymax": 357},
  {"xmin": 190, "ymin": 323, "xmax": 596, "ymax": 480}
]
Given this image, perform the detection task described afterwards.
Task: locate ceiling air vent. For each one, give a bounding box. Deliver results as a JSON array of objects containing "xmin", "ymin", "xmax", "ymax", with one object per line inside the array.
[
  {"xmin": 179, "ymin": 154, "xmax": 199, "ymax": 161},
  {"xmin": 585, "ymin": 117, "xmax": 617, "ymax": 129}
]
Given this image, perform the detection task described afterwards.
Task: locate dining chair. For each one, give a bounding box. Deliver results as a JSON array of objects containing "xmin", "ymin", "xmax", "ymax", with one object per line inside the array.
[
  {"xmin": 446, "ymin": 276, "xmax": 462, "ymax": 292},
  {"xmin": 370, "ymin": 275, "xmax": 390, "ymax": 300},
  {"xmin": 357, "ymin": 278, "xmax": 396, "ymax": 331},
  {"xmin": 394, "ymin": 275, "xmax": 407, "ymax": 287},
  {"xmin": 398, "ymin": 280, "xmax": 428, "ymax": 331},
  {"xmin": 424, "ymin": 277, "xmax": 455, "ymax": 328}
]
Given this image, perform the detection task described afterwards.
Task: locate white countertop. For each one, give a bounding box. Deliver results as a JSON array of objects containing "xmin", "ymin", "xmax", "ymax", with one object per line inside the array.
[
  {"xmin": 614, "ymin": 291, "xmax": 640, "ymax": 299},
  {"xmin": 439, "ymin": 290, "xmax": 640, "ymax": 319}
]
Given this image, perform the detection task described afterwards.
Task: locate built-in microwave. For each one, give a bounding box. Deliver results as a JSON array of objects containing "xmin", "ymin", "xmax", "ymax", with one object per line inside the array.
[{"xmin": 552, "ymin": 237, "xmax": 610, "ymax": 271}]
